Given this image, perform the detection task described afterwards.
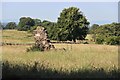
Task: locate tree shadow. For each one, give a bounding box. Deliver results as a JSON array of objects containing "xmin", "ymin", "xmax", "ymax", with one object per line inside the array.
[{"xmin": 2, "ymin": 61, "xmax": 119, "ymax": 80}]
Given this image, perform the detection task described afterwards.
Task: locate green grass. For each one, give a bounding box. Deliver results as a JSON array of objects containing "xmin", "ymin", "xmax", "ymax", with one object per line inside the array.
[
  {"xmin": 2, "ymin": 30, "xmax": 34, "ymax": 43},
  {"xmin": 2, "ymin": 30, "xmax": 119, "ymax": 78}
]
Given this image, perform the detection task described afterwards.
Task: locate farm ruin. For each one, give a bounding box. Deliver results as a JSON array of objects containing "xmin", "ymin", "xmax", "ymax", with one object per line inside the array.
[{"xmin": 33, "ymin": 26, "xmax": 55, "ymax": 51}]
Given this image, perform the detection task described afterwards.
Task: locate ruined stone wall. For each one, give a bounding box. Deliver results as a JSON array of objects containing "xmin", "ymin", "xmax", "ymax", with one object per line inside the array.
[{"xmin": 33, "ymin": 26, "xmax": 55, "ymax": 51}]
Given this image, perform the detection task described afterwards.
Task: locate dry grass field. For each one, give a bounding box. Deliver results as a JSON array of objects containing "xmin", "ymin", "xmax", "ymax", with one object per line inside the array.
[
  {"xmin": 3, "ymin": 44, "xmax": 118, "ymax": 69},
  {"xmin": 2, "ymin": 30, "xmax": 119, "ymax": 78}
]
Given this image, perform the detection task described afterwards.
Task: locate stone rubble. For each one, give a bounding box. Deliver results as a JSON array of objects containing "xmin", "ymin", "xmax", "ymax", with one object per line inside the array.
[{"xmin": 33, "ymin": 26, "xmax": 55, "ymax": 51}]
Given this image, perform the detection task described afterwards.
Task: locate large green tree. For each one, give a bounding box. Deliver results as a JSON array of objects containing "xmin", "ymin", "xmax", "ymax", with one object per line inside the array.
[
  {"xmin": 18, "ymin": 17, "xmax": 35, "ymax": 31},
  {"xmin": 34, "ymin": 19, "xmax": 41, "ymax": 26},
  {"xmin": 57, "ymin": 7, "xmax": 90, "ymax": 42},
  {"xmin": 5, "ymin": 22, "xmax": 17, "ymax": 29},
  {"xmin": 41, "ymin": 20, "xmax": 58, "ymax": 40}
]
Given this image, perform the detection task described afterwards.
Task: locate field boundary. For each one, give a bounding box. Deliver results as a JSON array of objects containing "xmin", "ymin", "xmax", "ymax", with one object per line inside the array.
[{"xmin": 1, "ymin": 41, "xmax": 89, "ymax": 46}]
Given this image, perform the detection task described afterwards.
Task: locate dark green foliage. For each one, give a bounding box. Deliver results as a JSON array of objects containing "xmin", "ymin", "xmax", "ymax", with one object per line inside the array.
[
  {"xmin": 28, "ymin": 26, "xmax": 37, "ymax": 33},
  {"xmin": 105, "ymin": 36, "xmax": 120, "ymax": 45},
  {"xmin": 96, "ymin": 38, "xmax": 104, "ymax": 44},
  {"xmin": 89, "ymin": 24, "xmax": 99, "ymax": 34},
  {"xmin": 18, "ymin": 17, "xmax": 35, "ymax": 31},
  {"xmin": 0, "ymin": 22, "xmax": 4, "ymax": 29},
  {"xmin": 5, "ymin": 22, "xmax": 17, "ymax": 29},
  {"xmin": 57, "ymin": 7, "xmax": 90, "ymax": 42},
  {"xmin": 41, "ymin": 20, "xmax": 58, "ymax": 40},
  {"xmin": 26, "ymin": 45, "xmax": 44, "ymax": 52},
  {"xmin": 34, "ymin": 19, "xmax": 41, "ymax": 26},
  {"xmin": 91, "ymin": 23, "xmax": 120, "ymax": 45},
  {"xmin": 83, "ymin": 41, "xmax": 89, "ymax": 44}
]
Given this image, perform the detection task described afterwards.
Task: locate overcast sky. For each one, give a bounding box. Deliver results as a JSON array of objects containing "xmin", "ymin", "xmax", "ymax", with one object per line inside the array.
[{"xmin": 1, "ymin": 2, "xmax": 118, "ymax": 25}]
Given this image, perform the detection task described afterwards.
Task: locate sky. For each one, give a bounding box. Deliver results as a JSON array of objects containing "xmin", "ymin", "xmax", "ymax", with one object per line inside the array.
[
  {"xmin": 1, "ymin": 0, "xmax": 119, "ymax": 2},
  {"xmin": 1, "ymin": 2, "xmax": 118, "ymax": 26},
  {"xmin": 118, "ymin": 1, "xmax": 120, "ymax": 22}
]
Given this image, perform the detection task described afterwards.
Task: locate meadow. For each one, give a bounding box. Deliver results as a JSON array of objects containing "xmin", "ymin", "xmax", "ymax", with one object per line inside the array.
[{"xmin": 2, "ymin": 30, "xmax": 119, "ymax": 79}]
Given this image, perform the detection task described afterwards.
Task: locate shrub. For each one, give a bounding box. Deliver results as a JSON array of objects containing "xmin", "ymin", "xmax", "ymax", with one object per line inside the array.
[
  {"xmin": 91, "ymin": 23, "xmax": 120, "ymax": 45},
  {"xmin": 29, "ymin": 26, "xmax": 37, "ymax": 32},
  {"xmin": 83, "ymin": 41, "xmax": 89, "ymax": 44},
  {"xmin": 105, "ymin": 36, "xmax": 120, "ymax": 45},
  {"xmin": 26, "ymin": 45, "xmax": 44, "ymax": 52},
  {"xmin": 95, "ymin": 38, "xmax": 104, "ymax": 44}
]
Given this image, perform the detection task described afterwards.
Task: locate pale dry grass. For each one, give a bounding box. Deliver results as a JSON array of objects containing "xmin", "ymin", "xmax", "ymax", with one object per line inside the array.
[{"xmin": 2, "ymin": 44, "xmax": 118, "ymax": 71}]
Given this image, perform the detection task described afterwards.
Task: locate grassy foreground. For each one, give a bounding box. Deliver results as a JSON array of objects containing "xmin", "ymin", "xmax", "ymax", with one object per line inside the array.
[
  {"xmin": 2, "ymin": 44, "xmax": 119, "ymax": 78},
  {"xmin": 2, "ymin": 30, "xmax": 119, "ymax": 79}
]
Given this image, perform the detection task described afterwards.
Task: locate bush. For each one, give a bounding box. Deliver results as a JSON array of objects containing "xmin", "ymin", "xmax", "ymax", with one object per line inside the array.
[
  {"xmin": 83, "ymin": 41, "xmax": 89, "ymax": 44},
  {"xmin": 26, "ymin": 45, "xmax": 44, "ymax": 52},
  {"xmin": 5, "ymin": 22, "xmax": 17, "ymax": 29},
  {"xmin": 18, "ymin": 17, "xmax": 35, "ymax": 31},
  {"xmin": 95, "ymin": 38, "xmax": 104, "ymax": 44},
  {"xmin": 91, "ymin": 23, "xmax": 120, "ymax": 45},
  {"xmin": 30, "ymin": 26, "xmax": 37, "ymax": 32},
  {"xmin": 105, "ymin": 36, "xmax": 120, "ymax": 45}
]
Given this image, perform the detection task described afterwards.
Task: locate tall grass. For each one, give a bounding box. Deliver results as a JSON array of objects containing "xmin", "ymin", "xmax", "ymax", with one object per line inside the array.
[
  {"xmin": 2, "ymin": 44, "xmax": 119, "ymax": 78},
  {"xmin": 2, "ymin": 30, "xmax": 119, "ymax": 79}
]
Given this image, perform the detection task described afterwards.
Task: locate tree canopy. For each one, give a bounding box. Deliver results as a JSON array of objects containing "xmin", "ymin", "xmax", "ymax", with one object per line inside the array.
[
  {"xmin": 34, "ymin": 19, "xmax": 41, "ymax": 26},
  {"xmin": 18, "ymin": 17, "xmax": 35, "ymax": 31},
  {"xmin": 41, "ymin": 20, "xmax": 58, "ymax": 40},
  {"xmin": 5, "ymin": 22, "xmax": 17, "ymax": 29},
  {"xmin": 90, "ymin": 23, "xmax": 120, "ymax": 45},
  {"xmin": 89, "ymin": 24, "xmax": 99, "ymax": 34},
  {"xmin": 57, "ymin": 7, "xmax": 90, "ymax": 42}
]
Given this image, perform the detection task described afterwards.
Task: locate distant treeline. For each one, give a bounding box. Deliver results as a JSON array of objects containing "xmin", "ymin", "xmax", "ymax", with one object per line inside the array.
[
  {"xmin": 89, "ymin": 23, "xmax": 120, "ymax": 45},
  {"xmin": 0, "ymin": 7, "xmax": 120, "ymax": 45}
]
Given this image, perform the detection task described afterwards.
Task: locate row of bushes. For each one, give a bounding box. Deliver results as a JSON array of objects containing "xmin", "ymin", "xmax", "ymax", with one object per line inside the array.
[
  {"xmin": 90, "ymin": 23, "xmax": 120, "ymax": 45},
  {"xmin": 96, "ymin": 36, "xmax": 120, "ymax": 45}
]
